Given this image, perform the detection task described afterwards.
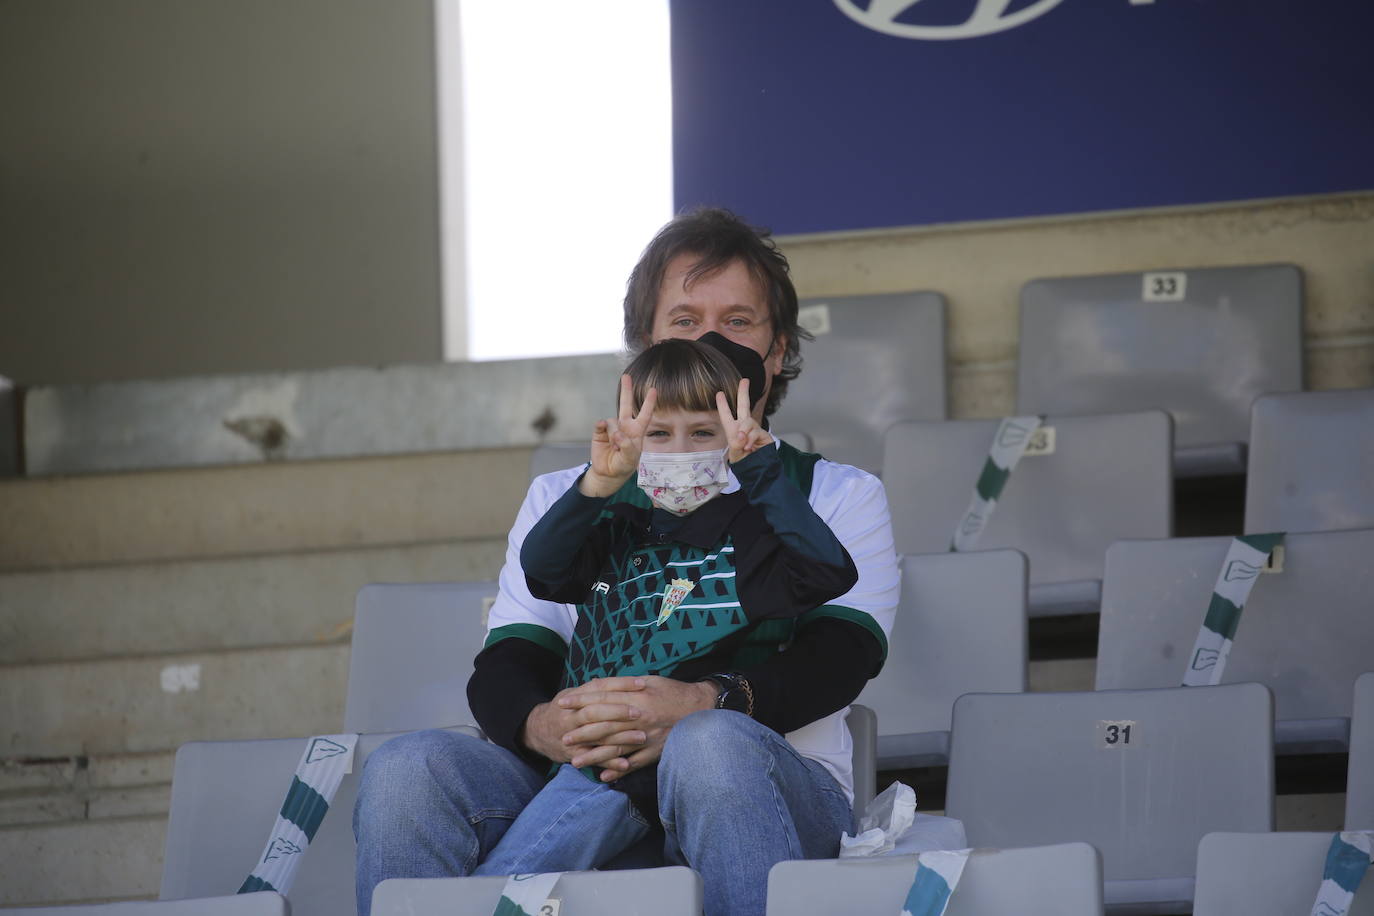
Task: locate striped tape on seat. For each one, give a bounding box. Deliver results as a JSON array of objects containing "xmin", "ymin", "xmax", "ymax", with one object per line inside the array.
[
  {"xmin": 238, "ymin": 733, "xmax": 358, "ymax": 895},
  {"xmin": 950, "ymin": 416, "xmax": 1043, "ymax": 552},
  {"xmin": 494, "ymin": 872, "xmax": 563, "ymax": 916},
  {"xmin": 1181, "ymin": 533, "xmax": 1285, "ymax": 687},
  {"xmin": 902, "ymin": 849, "xmax": 972, "ymax": 916},
  {"xmin": 1309, "ymin": 831, "xmax": 1372, "ymax": 916}
]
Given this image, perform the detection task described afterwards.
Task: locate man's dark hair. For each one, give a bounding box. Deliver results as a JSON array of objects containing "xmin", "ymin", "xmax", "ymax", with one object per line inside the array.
[{"xmin": 622, "ymin": 207, "xmax": 809, "ymax": 417}]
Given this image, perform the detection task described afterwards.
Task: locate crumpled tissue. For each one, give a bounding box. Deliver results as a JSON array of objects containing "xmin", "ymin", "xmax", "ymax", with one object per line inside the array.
[{"xmin": 838, "ymin": 781, "xmax": 968, "ymax": 858}]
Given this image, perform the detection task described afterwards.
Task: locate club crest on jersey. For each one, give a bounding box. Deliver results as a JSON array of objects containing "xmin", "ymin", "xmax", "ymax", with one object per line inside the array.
[{"xmin": 655, "ymin": 578, "xmax": 695, "ymax": 626}]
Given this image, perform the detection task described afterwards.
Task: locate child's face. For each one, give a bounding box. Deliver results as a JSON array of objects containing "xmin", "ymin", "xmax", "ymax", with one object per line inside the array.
[{"xmin": 643, "ymin": 407, "xmax": 726, "ymax": 454}]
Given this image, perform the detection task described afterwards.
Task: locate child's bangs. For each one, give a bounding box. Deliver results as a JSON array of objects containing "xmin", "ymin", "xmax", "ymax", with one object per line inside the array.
[{"xmin": 625, "ymin": 340, "xmax": 742, "ymax": 415}]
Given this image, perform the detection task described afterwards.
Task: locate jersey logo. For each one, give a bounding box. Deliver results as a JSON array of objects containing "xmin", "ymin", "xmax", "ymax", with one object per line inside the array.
[{"xmin": 655, "ymin": 578, "xmax": 696, "ymax": 626}]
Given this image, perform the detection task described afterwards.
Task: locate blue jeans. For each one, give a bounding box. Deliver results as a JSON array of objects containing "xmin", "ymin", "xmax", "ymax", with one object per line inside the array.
[{"xmin": 353, "ymin": 711, "xmax": 853, "ymax": 916}]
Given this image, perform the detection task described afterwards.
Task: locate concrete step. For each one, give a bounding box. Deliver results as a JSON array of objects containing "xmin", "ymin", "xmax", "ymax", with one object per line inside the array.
[
  {"xmin": 24, "ymin": 353, "xmax": 622, "ymax": 476},
  {"xmin": 0, "ymin": 750, "xmax": 175, "ymax": 829},
  {"xmin": 0, "ymin": 538, "xmax": 504, "ymax": 665},
  {"xmin": 0, "ymin": 447, "xmax": 531, "ymax": 572},
  {"xmin": 0, "ymin": 815, "xmax": 166, "ymax": 908},
  {"xmin": 1, "ymin": 644, "xmax": 349, "ymax": 758}
]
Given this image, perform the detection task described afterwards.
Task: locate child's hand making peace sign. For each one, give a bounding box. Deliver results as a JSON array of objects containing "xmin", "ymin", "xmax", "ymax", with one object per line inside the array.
[
  {"xmin": 581, "ymin": 374, "xmax": 658, "ymax": 498},
  {"xmin": 716, "ymin": 378, "xmax": 773, "ymax": 464}
]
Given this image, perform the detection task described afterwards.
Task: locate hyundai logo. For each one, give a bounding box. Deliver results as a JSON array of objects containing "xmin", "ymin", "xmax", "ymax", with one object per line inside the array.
[{"xmin": 833, "ymin": 0, "xmax": 1068, "ymax": 40}]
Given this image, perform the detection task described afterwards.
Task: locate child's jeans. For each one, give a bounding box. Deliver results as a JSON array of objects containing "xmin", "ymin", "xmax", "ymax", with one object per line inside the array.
[{"xmin": 472, "ymin": 763, "xmax": 651, "ymax": 875}]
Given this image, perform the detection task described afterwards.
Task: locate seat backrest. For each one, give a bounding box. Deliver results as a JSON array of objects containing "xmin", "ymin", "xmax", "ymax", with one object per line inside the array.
[
  {"xmin": 1245, "ymin": 388, "xmax": 1374, "ymax": 535},
  {"xmin": 858, "ymin": 550, "xmax": 1026, "ymax": 765},
  {"xmin": 4, "ymin": 895, "xmax": 290, "ymax": 915},
  {"xmin": 1097, "ymin": 530, "xmax": 1374, "ymax": 738},
  {"xmin": 371, "ymin": 866, "xmax": 702, "ymax": 915},
  {"xmin": 344, "ymin": 582, "xmax": 498, "ymax": 734},
  {"xmin": 1194, "ymin": 832, "xmax": 1374, "ymax": 916},
  {"xmin": 771, "ymin": 291, "xmax": 946, "ymax": 475},
  {"xmin": 945, "ymin": 684, "xmax": 1274, "ymax": 883},
  {"xmin": 765, "ymin": 843, "xmax": 1103, "ymax": 916},
  {"xmin": 1016, "ymin": 263, "xmax": 1302, "ymax": 469},
  {"xmin": 882, "ymin": 412, "xmax": 1172, "ymax": 593},
  {"xmin": 161, "ymin": 728, "xmax": 475, "ymax": 916},
  {"xmin": 846, "ymin": 703, "xmax": 877, "ymax": 815},
  {"xmin": 530, "ymin": 442, "xmax": 590, "ymax": 481},
  {"xmin": 1349, "ymin": 672, "xmax": 1374, "ymax": 829}
]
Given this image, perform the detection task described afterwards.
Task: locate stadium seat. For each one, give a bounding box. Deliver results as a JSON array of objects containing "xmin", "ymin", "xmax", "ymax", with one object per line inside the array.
[
  {"xmin": 945, "ymin": 684, "xmax": 1274, "ymax": 913},
  {"xmin": 371, "ymin": 866, "xmax": 702, "ymax": 915},
  {"xmin": 344, "ymin": 582, "xmax": 498, "ymax": 734},
  {"xmin": 1017, "ymin": 263, "xmax": 1302, "ymax": 477},
  {"xmin": 770, "ymin": 290, "xmax": 946, "ymax": 475},
  {"xmin": 858, "ymin": 550, "xmax": 1027, "ymax": 768},
  {"xmin": 529, "ymin": 441, "xmax": 591, "ymax": 481},
  {"xmin": 160, "ymin": 728, "xmax": 476, "ymax": 916},
  {"xmin": 847, "ymin": 703, "xmax": 878, "ymax": 816},
  {"xmin": 3, "ymin": 895, "xmax": 290, "ymax": 915},
  {"xmin": 1349, "ymin": 672, "xmax": 1374, "ymax": 829},
  {"xmin": 883, "ymin": 410, "xmax": 1172, "ymax": 616},
  {"xmin": 1245, "ymin": 388, "xmax": 1374, "ymax": 535},
  {"xmin": 765, "ymin": 843, "xmax": 1103, "ymax": 916},
  {"xmin": 1193, "ymin": 832, "xmax": 1374, "ymax": 916},
  {"xmin": 1096, "ymin": 530, "xmax": 1374, "ymax": 754}
]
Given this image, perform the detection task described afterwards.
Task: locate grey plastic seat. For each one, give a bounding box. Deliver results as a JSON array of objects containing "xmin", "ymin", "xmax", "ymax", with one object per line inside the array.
[
  {"xmin": 1194, "ymin": 831, "xmax": 1374, "ymax": 916},
  {"xmin": 371, "ymin": 866, "xmax": 701, "ymax": 915},
  {"xmin": 161, "ymin": 728, "xmax": 477, "ymax": 916},
  {"xmin": 858, "ymin": 550, "xmax": 1027, "ymax": 767},
  {"xmin": 946, "ymin": 684, "xmax": 1274, "ymax": 914},
  {"xmin": 1017, "ymin": 264, "xmax": 1302, "ymax": 477},
  {"xmin": 765, "ymin": 843, "xmax": 1103, "ymax": 916},
  {"xmin": 1245, "ymin": 388, "xmax": 1374, "ymax": 535},
  {"xmin": 847, "ymin": 703, "xmax": 878, "ymax": 816},
  {"xmin": 3, "ymin": 896, "xmax": 290, "ymax": 915},
  {"xmin": 1096, "ymin": 530, "xmax": 1374, "ymax": 754},
  {"xmin": 883, "ymin": 410, "xmax": 1172, "ymax": 616},
  {"xmin": 771, "ymin": 291, "xmax": 946, "ymax": 475},
  {"xmin": 529, "ymin": 441, "xmax": 591, "ymax": 481},
  {"xmin": 1349, "ymin": 672, "xmax": 1374, "ymax": 829},
  {"xmin": 344, "ymin": 582, "xmax": 498, "ymax": 734}
]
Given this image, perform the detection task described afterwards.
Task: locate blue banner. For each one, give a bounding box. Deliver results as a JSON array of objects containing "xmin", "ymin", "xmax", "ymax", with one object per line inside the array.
[{"xmin": 671, "ymin": 0, "xmax": 1374, "ymax": 235}]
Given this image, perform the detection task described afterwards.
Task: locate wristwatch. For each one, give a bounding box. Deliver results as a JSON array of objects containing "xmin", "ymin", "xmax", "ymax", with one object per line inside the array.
[{"xmin": 700, "ymin": 672, "xmax": 754, "ymax": 716}]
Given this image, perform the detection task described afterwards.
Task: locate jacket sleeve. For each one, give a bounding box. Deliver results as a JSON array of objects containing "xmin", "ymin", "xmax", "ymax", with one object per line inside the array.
[
  {"xmin": 729, "ymin": 448, "xmax": 858, "ymax": 620},
  {"xmin": 738, "ymin": 615, "xmax": 884, "ymax": 735},
  {"xmin": 467, "ymin": 635, "xmax": 565, "ymax": 768},
  {"xmin": 519, "ymin": 473, "xmax": 615, "ymax": 604}
]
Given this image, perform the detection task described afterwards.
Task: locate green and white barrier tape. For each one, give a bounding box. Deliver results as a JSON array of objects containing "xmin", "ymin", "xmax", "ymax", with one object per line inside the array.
[
  {"xmin": 950, "ymin": 416, "xmax": 1043, "ymax": 552},
  {"xmin": 238, "ymin": 734, "xmax": 358, "ymax": 895},
  {"xmin": 1181, "ymin": 532, "xmax": 1285, "ymax": 687},
  {"xmin": 1309, "ymin": 831, "xmax": 1372, "ymax": 916},
  {"xmin": 901, "ymin": 849, "xmax": 971, "ymax": 916},
  {"xmin": 494, "ymin": 872, "xmax": 563, "ymax": 916}
]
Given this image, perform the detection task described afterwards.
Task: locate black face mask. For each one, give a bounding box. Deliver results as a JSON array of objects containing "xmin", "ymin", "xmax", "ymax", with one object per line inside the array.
[{"xmin": 696, "ymin": 331, "xmax": 767, "ymax": 410}]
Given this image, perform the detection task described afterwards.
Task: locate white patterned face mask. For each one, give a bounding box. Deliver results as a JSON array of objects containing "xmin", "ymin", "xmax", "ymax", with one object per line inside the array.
[{"xmin": 637, "ymin": 448, "xmax": 729, "ymax": 516}]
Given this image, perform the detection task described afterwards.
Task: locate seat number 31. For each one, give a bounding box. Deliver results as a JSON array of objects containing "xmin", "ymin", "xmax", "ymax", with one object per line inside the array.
[{"xmin": 1098, "ymin": 720, "xmax": 1139, "ymax": 749}]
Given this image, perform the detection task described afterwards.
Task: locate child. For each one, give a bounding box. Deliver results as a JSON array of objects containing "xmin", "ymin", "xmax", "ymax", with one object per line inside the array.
[{"xmin": 472, "ymin": 337, "xmax": 857, "ymax": 876}]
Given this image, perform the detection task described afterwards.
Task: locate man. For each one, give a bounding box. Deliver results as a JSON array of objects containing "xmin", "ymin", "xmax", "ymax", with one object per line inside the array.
[{"xmin": 354, "ymin": 208, "xmax": 899, "ymax": 916}]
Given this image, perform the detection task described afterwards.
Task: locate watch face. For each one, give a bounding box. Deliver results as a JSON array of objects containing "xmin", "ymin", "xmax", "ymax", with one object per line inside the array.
[{"xmin": 717, "ymin": 687, "xmax": 749, "ymax": 713}]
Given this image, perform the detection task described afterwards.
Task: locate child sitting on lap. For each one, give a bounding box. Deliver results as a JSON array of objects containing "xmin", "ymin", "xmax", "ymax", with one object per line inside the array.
[{"xmin": 472, "ymin": 336, "xmax": 857, "ymax": 876}]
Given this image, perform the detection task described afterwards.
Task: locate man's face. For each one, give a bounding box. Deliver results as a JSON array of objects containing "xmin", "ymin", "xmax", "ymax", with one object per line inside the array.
[{"xmin": 649, "ymin": 253, "xmax": 784, "ymax": 420}]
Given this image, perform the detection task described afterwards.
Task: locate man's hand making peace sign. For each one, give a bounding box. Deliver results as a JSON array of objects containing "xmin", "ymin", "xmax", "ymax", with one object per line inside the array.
[{"xmin": 579, "ymin": 373, "xmax": 658, "ymax": 499}]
